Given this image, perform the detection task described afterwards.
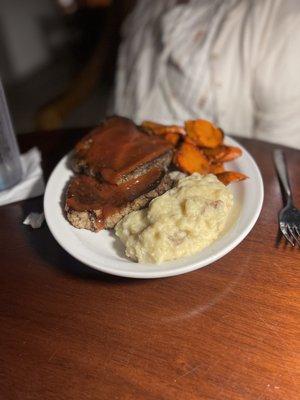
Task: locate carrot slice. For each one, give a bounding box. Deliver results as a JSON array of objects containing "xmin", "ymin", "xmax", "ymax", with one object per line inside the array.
[
  {"xmin": 216, "ymin": 171, "xmax": 248, "ymax": 186},
  {"xmin": 203, "ymin": 145, "xmax": 242, "ymax": 163},
  {"xmin": 183, "ymin": 136, "xmax": 197, "ymax": 145},
  {"xmin": 221, "ymin": 146, "xmax": 242, "ymax": 162},
  {"xmin": 164, "ymin": 132, "xmax": 180, "ymax": 146},
  {"xmin": 173, "ymin": 142, "xmax": 209, "ymax": 174},
  {"xmin": 203, "ymin": 146, "xmax": 227, "ymax": 162},
  {"xmin": 141, "ymin": 121, "xmax": 186, "ymax": 136},
  {"xmin": 209, "ymin": 163, "xmax": 225, "ymax": 174},
  {"xmin": 185, "ymin": 119, "xmax": 223, "ymax": 148}
]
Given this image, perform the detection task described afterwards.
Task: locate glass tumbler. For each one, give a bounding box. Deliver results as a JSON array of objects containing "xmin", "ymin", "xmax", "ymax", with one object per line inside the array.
[{"xmin": 0, "ymin": 79, "xmax": 22, "ymax": 191}]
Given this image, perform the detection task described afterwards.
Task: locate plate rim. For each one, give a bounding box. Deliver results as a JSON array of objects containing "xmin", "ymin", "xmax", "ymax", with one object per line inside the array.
[{"xmin": 44, "ymin": 136, "xmax": 264, "ymax": 279}]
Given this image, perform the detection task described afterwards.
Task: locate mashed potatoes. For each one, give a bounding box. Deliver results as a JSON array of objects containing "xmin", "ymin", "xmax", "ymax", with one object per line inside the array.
[{"xmin": 115, "ymin": 173, "xmax": 233, "ymax": 263}]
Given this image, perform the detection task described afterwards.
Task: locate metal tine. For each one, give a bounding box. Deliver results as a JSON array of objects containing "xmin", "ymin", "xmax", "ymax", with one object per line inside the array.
[
  {"xmin": 273, "ymin": 149, "xmax": 300, "ymax": 249},
  {"xmin": 287, "ymin": 225, "xmax": 298, "ymax": 247},
  {"xmin": 291, "ymin": 225, "xmax": 300, "ymax": 247},
  {"xmin": 281, "ymin": 225, "xmax": 294, "ymax": 246}
]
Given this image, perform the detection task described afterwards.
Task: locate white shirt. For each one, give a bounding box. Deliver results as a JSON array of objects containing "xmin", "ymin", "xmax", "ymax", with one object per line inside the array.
[{"xmin": 114, "ymin": 0, "xmax": 300, "ymax": 149}]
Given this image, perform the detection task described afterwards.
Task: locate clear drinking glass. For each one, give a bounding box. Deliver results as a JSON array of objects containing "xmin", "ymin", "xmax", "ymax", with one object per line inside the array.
[{"xmin": 0, "ymin": 79, "xmax": 22, "ymax": 191}]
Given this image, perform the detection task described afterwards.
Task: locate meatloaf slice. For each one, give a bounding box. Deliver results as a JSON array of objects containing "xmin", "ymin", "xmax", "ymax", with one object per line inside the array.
[
  {"xmin": 65, "ymin": 169, "xmax": 174, "ymax": 232},
  {"xmin": 72, "ymin": 116, "xmax": 173, "ymax": 185}
]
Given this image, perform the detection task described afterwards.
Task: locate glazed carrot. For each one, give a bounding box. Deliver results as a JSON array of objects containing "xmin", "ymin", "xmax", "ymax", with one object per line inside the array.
[
  {"xmin": 183, "ymin": 135, "xmax": 197, "ymax": 145},
  {"xmin": 221, "ymin": 146, "xmax": 242, "ymax": 162},
  {"xmin": 209, "ymin": 162, "xmax": 225, "ymax": 174},
  {"xmin": 216, "ymin": 171, "xmax": 248, "ymax": 185},
  {"xmin": 141, "ymin": 121, "xmax": 186, "ymax": 136},
  {"xmin": 203, "ymin": 146, "xmax": 227, "ymax": 161},
  {"xmin": 173, "ymin": 142, "xmax": 209, "ymax": 174},
  {"xmin": 164, "ymin": 132, "xmax": 180, "ymax": 146},
  {"xmin": 185, "ymin": 119, "xmax": 223, "ymax": 148},
  {"xmin": 203, "ymin": 145, "xmax": 242, "ymax": 163}
]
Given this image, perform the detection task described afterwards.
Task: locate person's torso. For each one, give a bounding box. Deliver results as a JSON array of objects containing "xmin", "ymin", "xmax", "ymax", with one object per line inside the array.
[{"xmin": 115, "ymin": 0, "xmax": 288, "ymax": 138}]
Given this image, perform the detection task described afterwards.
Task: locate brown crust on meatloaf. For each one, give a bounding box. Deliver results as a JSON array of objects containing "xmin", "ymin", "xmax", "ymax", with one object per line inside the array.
[{"xmin": 65, "ymin": 173, "xmax": 174, "ymax": 232}]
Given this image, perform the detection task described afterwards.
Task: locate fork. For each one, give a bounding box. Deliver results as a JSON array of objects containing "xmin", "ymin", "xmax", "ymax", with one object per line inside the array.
[{"xmin": 273, "ymin": 149, "xmax": 300, "ymax": 247}]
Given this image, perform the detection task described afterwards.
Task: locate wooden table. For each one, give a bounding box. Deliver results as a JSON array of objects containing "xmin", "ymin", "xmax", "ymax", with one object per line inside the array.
[{"xmin": 1, "ymin": 130, "xmax": 299, "ymax": 400}]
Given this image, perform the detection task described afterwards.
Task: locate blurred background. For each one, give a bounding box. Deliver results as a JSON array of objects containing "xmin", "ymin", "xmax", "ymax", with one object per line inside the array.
[{"xmin": 0, "ymin": 0, "xmax": 121, "ymax": 134}]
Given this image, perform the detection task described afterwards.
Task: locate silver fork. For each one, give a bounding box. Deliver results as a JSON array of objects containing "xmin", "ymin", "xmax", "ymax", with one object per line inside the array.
[{"xmin": 273, "ymin": 149, "xmax": 300, "ymax": 247}]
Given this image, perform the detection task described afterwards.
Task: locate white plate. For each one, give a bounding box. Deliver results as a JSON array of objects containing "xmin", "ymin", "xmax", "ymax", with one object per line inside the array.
[{"xmin": 44, "ymin": 137, "xmax": 263, "ymax": 278}]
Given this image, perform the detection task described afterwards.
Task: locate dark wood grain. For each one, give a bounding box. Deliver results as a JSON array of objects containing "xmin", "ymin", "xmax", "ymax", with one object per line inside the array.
[{"xmin": 0, "ymin": 130, "xmax": 299, "ymax": 400}]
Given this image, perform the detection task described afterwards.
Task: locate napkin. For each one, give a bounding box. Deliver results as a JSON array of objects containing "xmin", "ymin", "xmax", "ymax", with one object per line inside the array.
[{"xmin": 0, "ymin": 147, "xmax": 45, "ymax": 206}]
